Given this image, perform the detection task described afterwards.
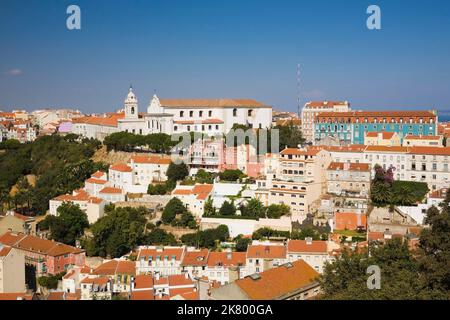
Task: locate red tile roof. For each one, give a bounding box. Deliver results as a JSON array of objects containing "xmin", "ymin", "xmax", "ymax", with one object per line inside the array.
[
  {"xmin": 0, "ymin": 293, "xmax": 33, "ymax": 300},
  {"xmin": 137, "ymin": 247, "xmax": 184, "ymax": 261},
  {"xmin": 109, "ymin": 164, "xmax": 133, "ymax": 172},
  {"xmin": 85, "ymin": 178, "xmax": 107, "ymax": 185},
  {"xmin": 93, "ymin": 260, "xmax": 136, "ymax": 276},
  {"xmin": 287, "ymin": 240, "xmax": 328, "ymax": 254},
  {"xmin": 246, "ymin": 245, "xmax": 287, "ymax": 259},
  {"xmin": 404, "ymin": 135, "xmax": 441, "ymax": 141},
  {"xmin": 207, "ymin": 252, "xmax": 246, "ymax": 267},
  {"xmin": 130, "ymin": 155, "xmax": 171, "ymax": 165},
  {"xmin": 0, "ymin": 246, "xmax": 12, "ymax": 257},
  {"xmin": 235, "ymin": 260, "xmax": 319, "ymax": 300},
  {"xmin": 99, "ymin": 187, "xmax": 123, "ymax": 194},
  {"xmin": 305, "ymin": 101, "xmax": 348, "ymax": 109},
  {"xmin": 327, "ymin": 162, "xmax": 370, "ymax": 171},
  {"xmin": 0, "ymin": 232, "xmax": 84, "ymax": 257},
  {"xmin": 280, "ymin": 148, "xmax": 320, "ymax": 156},
  {"xmin": 181, "ymin": 249, "xmax": 209, "ymax": 266}
]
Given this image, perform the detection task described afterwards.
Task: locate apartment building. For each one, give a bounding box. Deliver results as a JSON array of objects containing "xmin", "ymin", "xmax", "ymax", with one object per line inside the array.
[
  {"xmin": 403, "ymin": 134, "xmax": 443, "ymax": 147},
  {"xmin": 301, "ymin": 101, "xmax": 350, "ymax": 143},
  {"xmin": 246, "ymin": 243, "xmax": 287, "ymax": 274},
  {"xmin": 326, "ymin": 162, "xmax": 371, "ymax": 197},
  {"xmin": 286, "ymin": 238, "xmax": 333, "ymax": 274},
  {"xmin": 136, "ymin": 246, "xmax": 185, "ymax": 276},
  {"xmin": 315, "ymin": 110, "xmax": 437, "ymax": 145},
  {"xmin": 171, "ymin": 184, "xmax": 214, "ymax": 217},
  {"xmin": 205, "ymin": 251, "xmax": 247, "ymax": 285},
  {"xmin": 0, "ymin": 232, "xmax": 85, "ymax": 275},
  {"xmin": 0, "ymin": 246, "xmax": 26, "ymax": 293}
]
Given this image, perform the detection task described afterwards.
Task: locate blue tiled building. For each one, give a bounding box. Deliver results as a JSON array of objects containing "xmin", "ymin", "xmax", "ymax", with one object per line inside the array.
[{"xmin": 314, "ymin": 110, "xmax": 437, "ymax": 145}]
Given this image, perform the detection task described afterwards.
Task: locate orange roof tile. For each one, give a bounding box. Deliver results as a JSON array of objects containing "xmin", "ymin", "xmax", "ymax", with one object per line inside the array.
[
  {"xmin": 109, "ymin": 163, "xmax": 133, "ymax": 172},
  {"xmin": 131, "ymin": 290, "xmax": 154, "ymax": 300},
  {"xmin": 287, "ymin": 240, "xmax": 328, "ymax": 254},
  {"xmin": 134, "ymin": 275, "xmax": 153, "ymax": 289},
  {"xmin": 85, "ymin": 178, "xmax": 107, "ymax": 185},
  {"xmin": 0, "ymin": 246, "xmax": 12, "ymax": 257},
  {"xmin": 235, "ymin": 260, "xmax": 319, "ymax": 300},
  {"xmin": 93, "ymin": 260, "xmax": 136, "ymax": 276},
  {"xmin": 365, "ymin": 145, "xmax": 409, "ymax": 153},
  {"xmin": 408, "ymin": 146, "xmax": 450, "ymax": 156},
  {"xmin": 99, "ymin": 187, "xmax": 123, "ymax": 194},
  {"xmin": 0, "ymin": 293, "xmax": 33, "ymax": 300},
  {"xmin": 327, "ymin": 162, "xmax": 370, "ymax": 171},
  {"xmin": 181, "ymin": 249, "xmax": 209, "ymax": 266},
  {"xmin": 246, "ymin": 245, "xmax": 286, "ymax": 259},
  {"xmin": 0, "ymin": 232, "xmax": 84, "ymax": 257},
  {"xmin": 207, "ymin": 252, "xmax": 246, "ymax": 267},
  {"xmin": 130, "ymin": 155, "xmax": 171, "ymax": 165},
  {"xmin": 404, "ymin": 135, "xmax": 441, "ymax": 141},
  {"xmin": 80, "ymin": 277, "xmax": 110, "ymax": 285},
  {"xmin": 137, "ymin": 247, "xmax": 184, "ymax": 261},
  {"xmin": 280, "ymin": 148, "xmax": 320, "ymax": 156},
  {"xmin": 91, "ymin": 171, "xmax": 106, "ymax": 179}
]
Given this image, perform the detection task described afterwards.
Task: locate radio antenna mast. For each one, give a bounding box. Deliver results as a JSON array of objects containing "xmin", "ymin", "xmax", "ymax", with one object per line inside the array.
[{"xmin": 297, "ymin": 63, "xmax": 301, "ymax": 118}]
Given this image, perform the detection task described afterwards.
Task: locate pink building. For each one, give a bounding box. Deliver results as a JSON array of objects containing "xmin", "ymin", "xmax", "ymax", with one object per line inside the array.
[
  {"xmin": 0, "ymin": 232, "xmax": 85, "ymax": 275},
  {"xmin": 187, "ymin": 139, "xmax": 264, "ymax": 178}
]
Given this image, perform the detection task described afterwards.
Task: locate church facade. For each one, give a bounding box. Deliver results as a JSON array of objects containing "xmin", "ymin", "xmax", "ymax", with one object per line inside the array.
[{"xmin": 117, "ymin": 87, "xmax": 273, "ymax": 136}]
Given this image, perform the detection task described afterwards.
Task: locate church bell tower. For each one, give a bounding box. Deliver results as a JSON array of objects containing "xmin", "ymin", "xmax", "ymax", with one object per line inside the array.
[{"xmin": 124, "ymin": 86, "xmax": 138, "ymax": 119}]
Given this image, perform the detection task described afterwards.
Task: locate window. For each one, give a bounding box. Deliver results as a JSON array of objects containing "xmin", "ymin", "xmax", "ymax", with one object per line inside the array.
[
  {"xmin": 233, "ymin": 108, "xmax": 237, "ymax": 117},
  {"xmin": 208, "ymin": 110, "xmax": 212, "ymax": 117},
  {"xmin": 189, "ymin": 111, "xmax": 194, "ymax": 117},
  {"xmin": 199, "ymin": 111, "xmax": 203, "ymax": 117},
  {"xmin": 180, "ymin": 111, "xmax": 184, "ymax": 117},
  {"xmin": 248, "ymin": 109, "xmax": 253, "ymax": 117}
]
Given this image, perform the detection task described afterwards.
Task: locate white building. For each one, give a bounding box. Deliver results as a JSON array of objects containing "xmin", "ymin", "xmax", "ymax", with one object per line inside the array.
[
  {"xmin": 49, "ymin": 189, "xmax": 106, "ymax": 224},
  {"xmin": 136, "ymin": 246, "xmax": 185, "ymax": 276},
  {"xmin": 172, "ymin": 184, "xmax": 214, "ymax": 218},
  {"xmin": 287, "ymin": 239, "xmax": 335, "ymax": 274}
]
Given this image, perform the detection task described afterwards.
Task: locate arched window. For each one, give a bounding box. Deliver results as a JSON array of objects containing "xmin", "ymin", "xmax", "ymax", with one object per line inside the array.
[{"xmin": 131, "ymin": 107, "xmax": 135, "ymax": 114}]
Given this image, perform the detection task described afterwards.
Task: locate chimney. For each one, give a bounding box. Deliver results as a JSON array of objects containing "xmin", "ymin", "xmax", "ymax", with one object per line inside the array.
[
  {"xmin": 184, "ymin": 272, "xmax": 189, "ymax": 280},
  {"xmin": 305, "ymin": 237, "xmax": 313, "ymax": 245},
  {"xmin": 155, "ymin": 273, "xmax": 160, "ymax": 281}
]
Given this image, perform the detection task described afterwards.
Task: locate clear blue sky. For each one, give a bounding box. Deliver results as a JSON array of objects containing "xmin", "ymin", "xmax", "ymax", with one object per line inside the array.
[{"xmin": 1, "ymin": 0, "xmax": 450, "ymax": 114}]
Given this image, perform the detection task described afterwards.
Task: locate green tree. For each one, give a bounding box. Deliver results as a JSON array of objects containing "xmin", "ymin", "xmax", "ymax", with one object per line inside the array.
[
  {"xmin": 161, "ymin": 197, "xmax": 188, "ymax": 224},
  {"xmin": 85, "ymin": 206, "xmax": 147, "ymax": 258},
  {"xmin": 219, "ymin": 169, "xmax": 245, "ymax": 182},
  {"xmin": 418, "ymin": 191, "xmax": 450, "ymax": 296},
  {"xmin": 219, "ymin": 201, "xmax": 236, "ymax": 216},
  {"xmin": 266, "ymin": 204, "xmax": 290, "ymax": 219},
  {"xmin": 235, "ymin": 236, "xmax": 252, "ymax": 252},
  {"xmin": 166, "ymin": 162, "xmax": 189, "ymax": 182},
  {"xmin": 40, "ymin": 202, "xmax": 89, "ymax": 246},
  {"xmin": 204, "ymin": 197, "xmax": 215, "ymax": 216},
  {"xmin": 242, "ymin": 198, "xmax": 265, "ymax": 218}
]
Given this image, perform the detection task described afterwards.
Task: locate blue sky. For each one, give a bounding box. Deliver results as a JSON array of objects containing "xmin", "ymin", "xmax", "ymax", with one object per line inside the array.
[{"xmin": 1, "ymin": 0, "xmax": 450, "ymax": 114}]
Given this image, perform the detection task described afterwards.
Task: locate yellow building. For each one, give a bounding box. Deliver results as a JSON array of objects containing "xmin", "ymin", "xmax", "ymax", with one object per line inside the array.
[{"xmin": 364, "ymin": 131, "xmax": 401, "ymax": 146}]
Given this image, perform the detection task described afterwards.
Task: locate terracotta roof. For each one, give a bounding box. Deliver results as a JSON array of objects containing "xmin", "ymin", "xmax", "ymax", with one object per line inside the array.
[
  {"xmin": 0, "ymin": 293, "xmax": 33, "ymax": 300},
  {"xmin": 235, "ymin": 260, "xmax": 320, "ymax": 300},
  {"xmin": 130, "ymin": 155, "xmax": 171, "ymax": 165},
  {"xmin": 181, "ymin": 249, "xmax": 209, "ymax": 266},
  {"xmin": 99, "ymin": 187, "xmax": 123, "ymax": 194},
  {"xmin": 174, "ymin": 119, "xmax": 224, "ymax": 125},
  {"xmin": 109, "ymin": 163, "xmax": 133, "ymax": 172},
  {"xmin": 408, "ymin": 146, "xmax": 450, "ymax": 156},
  {"xmin": 168, "ymin": 274, "xmax": 194, "ymax": 287},
  {"xmin": 317, "ymin": 110, "xmax": 436, "ymax": 119},
  {"xmin": 80, "ymin": 277, "xmax": 110, "ymax": 285},
  {"xmin": 137, "ymin": 247, "xmax": 184, "ymax": 261},
  {"xmin": 131, "ymin": 290, "xmax": 154, "ymax": 300},
  {"xmin": 207, "ymin": 252, "xmax": 246, "ymax": 267},
  {"xmin": 404, "ymin": 135, "xmax": 441, "ymax": 141},
  {"xmin": 93, "ymin": 260, "xmax": 136, "ymax": 276},
  {"xmin": 0, "ymin": 246, "xmax": 12, "ymax": 257},
  {"xmin": 327, "ymin": 162, "xmax": 370, "ymax": 171},
  {"xmin": 246, "ymin": 245, "xmax": 286, "ymax": 259},
  {"xmin": 134, "ymin": 275, "xmax": 153, "ymax": 289},
  {"xmin": 0, "ymin": 232, "xmax": 84, "ymax": 257},
  {"xmin": 322, "ymin": 145, "xmax": 367, "ymax": 153},
  {"xmin": 365, "ymin": 145, "xmax": 409, "ymax": 153},
  {"xmin": 172, "ymin": 184, "xmax": 213, "ymax": 201},
  {"xmin": 335, "ymin": 212, "xmax": 367, "ymax": 231},
  {"xmin": 73, "ymin": 114, "xmax": 124, "ymax": 127},
  {"xmin": 53, "ymin": 190, "xmax": 103, "ymax": 205},
  {"xmin": 85, "ymin": 178, "xmax": 107, "ymax": 185},
  {"xmin": 159, "ymin": 99, "xmax": 269, "ymax": 108},
  {"xmin": 172, "ymin": 289, "xmax": 199, "ymax": 300},
  {"xmin": 287, "ymin": 240, "xmax": 328, "ymax": 254},
  {"xmin": 280, "ymin": 148, "xmax": 320, "ymax": 156},
  {"xmin": 47, "ymin": 291, "xmax": 65, "ymax": 301},
  {"xmin": 91, "ymin": 171, "xmax": 106, "ymax": 179}
]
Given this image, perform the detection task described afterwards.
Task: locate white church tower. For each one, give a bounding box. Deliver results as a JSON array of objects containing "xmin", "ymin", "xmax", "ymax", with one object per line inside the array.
[{"xmin": 124, "ymin": 86, "xmax": 138, "ymax": 119}]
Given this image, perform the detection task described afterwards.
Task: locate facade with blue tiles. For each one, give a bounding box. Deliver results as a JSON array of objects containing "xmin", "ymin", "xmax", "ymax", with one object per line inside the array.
[{"xmin": 314, "ymin": 110, "xmax": 438, "ymax": 145}]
